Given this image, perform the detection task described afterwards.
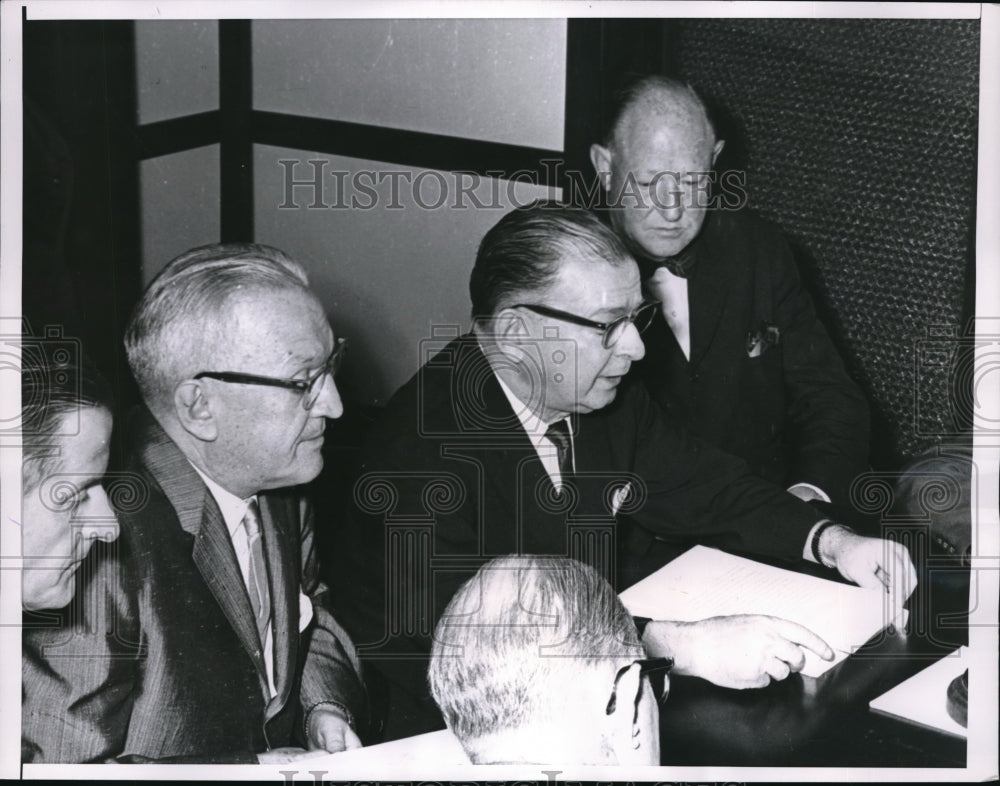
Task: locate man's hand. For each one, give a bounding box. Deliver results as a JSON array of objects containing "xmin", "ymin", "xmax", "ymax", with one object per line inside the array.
[
  {"xmin": 819, "ymin": 525, "xmax": 917, "ymax": 605},
  {"xmin": 642, "ymin": 615, "xmax": 835, "ymax": 689},
  {"xmin": 256, "ymin": 747, "xmax": 328, "ymax": 764},
  {"xmin": 306, "ymin": 707, "xmax": 362, "ymax": 753}
]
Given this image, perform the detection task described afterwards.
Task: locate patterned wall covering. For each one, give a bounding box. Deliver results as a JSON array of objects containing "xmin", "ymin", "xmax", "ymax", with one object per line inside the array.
[{"xmin": 669, "ymin": 18, "xmax": 979, "ymax": 466}]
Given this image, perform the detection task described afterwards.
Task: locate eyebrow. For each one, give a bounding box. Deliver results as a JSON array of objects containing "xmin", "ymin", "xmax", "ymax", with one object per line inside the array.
[
  {"xmin": 590, "ymin": 300, "xmax": 643, "ymax": 320},
  {"xmin": 286, "ymin": 335, "xmax": 336, "ymax": 369}
]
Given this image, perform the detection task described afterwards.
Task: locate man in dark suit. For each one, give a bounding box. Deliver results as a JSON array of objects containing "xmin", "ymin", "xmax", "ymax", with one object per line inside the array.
[
  {"xmin": 22, "ymin": 244, "xmax": 367, "ymax": 763},
  {"xmin": 589, "ymin": 75, "xmax": 870, "ymax": 508},
  {"xmin": 336, "ymin": 204, "xmax": 914, "ymax": 740}
]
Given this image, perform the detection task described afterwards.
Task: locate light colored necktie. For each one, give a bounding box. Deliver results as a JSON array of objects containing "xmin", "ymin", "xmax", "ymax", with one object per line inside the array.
[
  {"xmin": 242, "ymin": 499, "xmax": 271, "ymax": 652},
  {"xmin": 649, "ymin": 270, "xmax": 691, "ymax": 360}
]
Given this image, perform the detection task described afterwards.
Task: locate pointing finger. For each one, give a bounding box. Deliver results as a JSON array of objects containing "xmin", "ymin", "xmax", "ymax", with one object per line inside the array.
[{"xmin": 773, "ymin": 618, "xmax": 835, "ymax": 661}]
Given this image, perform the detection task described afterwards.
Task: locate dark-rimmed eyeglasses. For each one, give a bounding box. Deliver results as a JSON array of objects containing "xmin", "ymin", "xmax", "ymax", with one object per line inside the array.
[
  {"xmin": 605, "ymin": 657, "xmax": 673, "ymax": 717},
  {"xmin": 193, "ymin": 337, "xmax": 347, "ymax": 411},
  {"xmin": 513, "ymin": 301, "xmax": 659, "ymax": 349}
]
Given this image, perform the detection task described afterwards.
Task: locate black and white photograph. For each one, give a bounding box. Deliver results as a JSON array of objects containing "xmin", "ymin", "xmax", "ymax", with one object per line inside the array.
[{"xmin": 1, "ymin": 0, "xmax": 997, "ymax": 781}]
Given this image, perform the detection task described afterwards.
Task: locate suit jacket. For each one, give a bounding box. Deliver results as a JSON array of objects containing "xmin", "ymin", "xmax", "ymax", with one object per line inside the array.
[
  {"xmin": 634, "ymin": 209, "xmax": 870, "ymax": 507},
  {"xmin": 22, "ymin": 409, "xmax": 367, "ymax": 763},
  {"xmin": 332, "ymin": 334, "xmax": 823, "ymax": 739}
]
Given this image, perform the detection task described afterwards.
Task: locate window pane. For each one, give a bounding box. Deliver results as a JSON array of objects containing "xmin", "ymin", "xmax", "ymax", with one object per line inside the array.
[
  {"xmin": 254, "ymin": 144, "xmax": 561, "ymax": 405},
  {"xmin": 135, "ymin": 21, "xmax": 219, "ymax": 125},
  {"xmin": 140, "ymin": 145, "xmax": 220, "ymax": 282},
  {"xmin": 253, "ymin": 19, "xmax": 566, "ymax": 152}
]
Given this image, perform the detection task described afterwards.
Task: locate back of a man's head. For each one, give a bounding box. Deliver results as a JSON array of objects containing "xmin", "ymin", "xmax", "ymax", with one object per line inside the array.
[
  {"xmin": 428, "ymin": 555, "xmax": 648, "ymax": 765},
  {"xmin": 468, "ymin": 201, "xmax": 633, "ymax": 322},
  {"xmin": 124, "ymin": 242, "xmax": 309, "ymax": 414}
]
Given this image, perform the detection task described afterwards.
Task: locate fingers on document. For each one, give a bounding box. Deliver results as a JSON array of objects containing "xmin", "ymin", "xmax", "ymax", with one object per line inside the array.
[
  {"xmin": 881, "ymin": 542, "xmax": 917, "ymax": 602},
  {"xmin": 771, "ymin": 636, "xmax": 808, "ymax": 672},
  {"xmin": 765, "ymin": 656, "xmax": 793, "ymax": 682},
  {"xmin": 774, "ymin": 617, "xmax": 835, "ymax": 661},
  {"xmin": 344, "ymin": 729, "xmax": 363, "ymax": 750},
  {"xmin": 895, "ymin": 544, "xmax": 918, "ymax": 600}
]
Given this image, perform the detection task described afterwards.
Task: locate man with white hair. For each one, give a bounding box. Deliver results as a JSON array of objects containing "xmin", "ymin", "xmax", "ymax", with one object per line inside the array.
[
  {"xmin": 22, "ymin": 243, "xmax": 367, "ymax": 763},
  {"xmin": 429, "ymin": 555, "xmax": 666, "ymax": 766}
]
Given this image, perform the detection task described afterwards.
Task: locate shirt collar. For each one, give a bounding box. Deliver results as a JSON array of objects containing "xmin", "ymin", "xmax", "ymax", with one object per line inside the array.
[
  {"xmin": 494, "ymin": 374, "xmax": 551, "ymax": 441},
  {"xmin": 475, "ymin": 333, "xmax": 572, "ymax": 443},
  {"xmin": 189, "ymin": 462, "xmax": 255, "ymax": 538}
]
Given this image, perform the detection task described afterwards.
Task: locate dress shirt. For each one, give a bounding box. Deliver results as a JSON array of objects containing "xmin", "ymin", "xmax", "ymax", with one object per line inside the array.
[
  {"xmin": 191, "ymin": 464, "xmax": 276, "ymax": 699},
  {"xmin": 495, "ymin": 374, "xmax": 574, "ymax": 490}
]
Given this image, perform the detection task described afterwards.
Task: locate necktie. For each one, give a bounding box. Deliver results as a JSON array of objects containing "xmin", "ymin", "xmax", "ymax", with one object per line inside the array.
[
  {"xmin": 242, "ymin": 499, "xmax": 271, "ymax": 653},
  {"xmin": 545, "ymin": 419, "xmax": 574, "ymax": 487},
  {"xmin": 659, "ymin": 244, "xmax": 697, "ymax": 278},
  {"xmin": 648, "ymin": 270, "xmax": 691, "ymax": 360}
]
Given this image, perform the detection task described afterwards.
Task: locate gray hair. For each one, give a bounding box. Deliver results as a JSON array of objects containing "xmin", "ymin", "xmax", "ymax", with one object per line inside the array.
[
  {"xmin": 22, "ymin": 349, "xmax": 112, "ymax": 493},
  {"xmin": 428, "ymin": 555, "xmax": 642, "ymax": 759},
  {"xmin": 124, "ymin": 243, "xmax": 310, "ymax": 412},
  {"xmin": 469, "ymin": 201, "xmax": 634, "ymax": 320}
]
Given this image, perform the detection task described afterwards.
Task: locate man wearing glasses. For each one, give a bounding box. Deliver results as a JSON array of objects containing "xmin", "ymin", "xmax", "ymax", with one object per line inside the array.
[
  {"xmin": 337, "ymin": 202, "xmax": 915, "ymax": 740},
  {"xmin": 429, "ymin": 555, "xmax": 666, "ymax": 765},
  {"xmin": 24, "ymin": 243, "xmax": 367, "ymax": 763}
]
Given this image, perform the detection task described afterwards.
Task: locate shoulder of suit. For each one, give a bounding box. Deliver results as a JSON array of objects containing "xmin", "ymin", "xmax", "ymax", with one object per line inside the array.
[{"xmin": 370, "ymin": 333, "xmax": 482, "ymax": 441}]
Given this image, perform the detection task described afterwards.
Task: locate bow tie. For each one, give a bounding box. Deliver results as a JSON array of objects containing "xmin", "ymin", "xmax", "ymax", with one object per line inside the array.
[
  {"xmin": 659, "ymin": 245, "xmax": 698, "ymax": 278},
  {"xmin": 635, "ymin": 243, "xmax": 697, "ymax": 280}
]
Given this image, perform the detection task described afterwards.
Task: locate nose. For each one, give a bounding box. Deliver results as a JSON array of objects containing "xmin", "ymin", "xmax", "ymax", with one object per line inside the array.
[
  {"xmin": 616, "ymin": 321, "xmax": 646, "ymax": 361},
  {"xmin": 654, "ymin": 180, "xmax": 685, "ymax": 222},
  {"xmin": 658, "ymin": 199, "xmax": 684, "ymax": 222},
  {"xmin": 77, "ymin": 486, "xmax": 120, "ymax": 544},
  {"xmin": 312, "ymin": 375, "xmax": 344, "ymax": 419}
]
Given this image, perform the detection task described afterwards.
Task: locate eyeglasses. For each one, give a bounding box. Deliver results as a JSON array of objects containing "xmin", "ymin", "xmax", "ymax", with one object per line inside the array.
[
  {"xmin": 193, "ymin": 337, "xmax": 347, "ymax": 410},
  {"xmin": 605, "ymin": 657, "xmax": 673, "ymax": 717},
  {"xmin": 513, "ymin": 301, "xmax": 659, "ymax": 349}
]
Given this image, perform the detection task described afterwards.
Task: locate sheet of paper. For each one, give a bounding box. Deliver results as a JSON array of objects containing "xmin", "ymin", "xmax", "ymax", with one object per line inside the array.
[
  {"xmin": 869, "ymin": 647, "xmax": 968, "ymax": 737},
  {"xmin": 619, "ymin": 546, "xmax": 906, "ymax": 678}
]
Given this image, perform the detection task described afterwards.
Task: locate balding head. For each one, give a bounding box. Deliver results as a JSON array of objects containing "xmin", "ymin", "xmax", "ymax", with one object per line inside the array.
[
  {"xmin": 591, "ymin": 76, "xmax": 724, "ymax": 263},
  {"xmin": 428, "ymin": 555, "xmax": 660, "ymax": 766},
  {"xmin": 607, "ymin": 77, "xmax": 716, "ymax": 157}
]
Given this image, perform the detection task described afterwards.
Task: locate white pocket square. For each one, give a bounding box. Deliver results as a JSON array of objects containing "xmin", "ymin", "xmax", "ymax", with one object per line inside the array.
[{"xmin": 298, "ymin": 590, "xmax": 314, "ymax": 632}]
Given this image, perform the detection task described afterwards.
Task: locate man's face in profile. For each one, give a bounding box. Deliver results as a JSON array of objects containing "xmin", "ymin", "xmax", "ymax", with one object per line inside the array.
[
  {"xmin": 21, "ymin": 406, "xmax": 117, "ymax": 610},
  {"xmin": 510, "ymin": 253, "xmax": 646, "ymax": 422},
  {"xmin": 203, "ymin": 287, "xmax": 343, "ymax": 493}
]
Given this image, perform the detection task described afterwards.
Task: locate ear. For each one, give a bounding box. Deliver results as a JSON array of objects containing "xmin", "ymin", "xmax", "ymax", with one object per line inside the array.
[
  {"xmin": 606, "ymin": 663, "xmax": 643, "ymax": 765},
  {"xmin": 711, "ymin": 138, "xmax": 726, "ymax": 166},
  {"xmin": 491, "ymin": 307, "xmax": 532, "ymax": 359},
  {"xmin": 590, "ymin": 143, "xmax": 613, "ymax": 189},
  {"xmin": 173, "ymin": 380, "xmax": 218, "ymax": 441}
]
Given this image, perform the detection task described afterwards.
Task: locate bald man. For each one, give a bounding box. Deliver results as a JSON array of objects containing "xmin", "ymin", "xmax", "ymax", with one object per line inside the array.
[{"xmin": 590, "ymin": 76, "xmax": 870, "ymax": 511}]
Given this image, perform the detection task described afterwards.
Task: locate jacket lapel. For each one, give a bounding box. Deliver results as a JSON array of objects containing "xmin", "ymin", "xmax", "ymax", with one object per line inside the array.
[
  {"xmin": 686, "ymin": 219, "xmax": 731, "ymax": 369},
  {"xmin": 136, "ymin": 410, "xmax": 270, "ymax": 698},
  {"xmin": 454, "ymin": 338, "xmax": 574, "ymax": 556}
]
